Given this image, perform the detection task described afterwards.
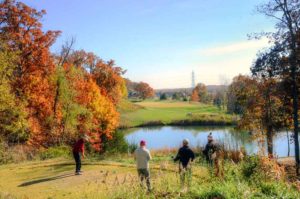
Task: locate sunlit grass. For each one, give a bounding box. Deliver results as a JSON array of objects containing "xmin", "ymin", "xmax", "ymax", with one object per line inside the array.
[
  {"xmin": 1, "ymin": 155, "xmax": 299, "ymax": 199},
  {"xmin": 119, "ymin": 100, "xmax": 234, "ymax": 127}
]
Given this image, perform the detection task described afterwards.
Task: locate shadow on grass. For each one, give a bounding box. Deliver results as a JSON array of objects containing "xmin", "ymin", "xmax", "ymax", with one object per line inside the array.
[{"xmin": 18, "ymin": 173, "xmax": 74, "ymax": 187}]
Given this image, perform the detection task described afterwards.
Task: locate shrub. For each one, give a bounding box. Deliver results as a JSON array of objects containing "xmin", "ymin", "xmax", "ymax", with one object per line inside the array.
[
  {"xmin": 128, "ymin": 142, "xmax": 138, "ymax": 154},
  {"xmin": 241, "ymin": 155, "xmax": 260, "ymax": 178},
  {"xmin": 101, "ymin": 131, "xmax": 130, "ymax": 154},
  {"xmin": 0, "ymin": 139, "xmax": 38, "ymax": 164},
  {"xmin": 39, "ymin": 145, "xmax": 71, "ymax": 160},
  {"xmin": 0, "ymin": 140, "xmax": 9, "ymax": 164},
  {"xmin": 197, "ymin": 191, "xmax": 226, "ymax": 199}
]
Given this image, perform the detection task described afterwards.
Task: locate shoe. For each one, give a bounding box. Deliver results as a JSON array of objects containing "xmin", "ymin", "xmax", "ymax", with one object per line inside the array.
[{"xmin": 75, "ymin": 172, "xmax": 82, "ymax": 175}]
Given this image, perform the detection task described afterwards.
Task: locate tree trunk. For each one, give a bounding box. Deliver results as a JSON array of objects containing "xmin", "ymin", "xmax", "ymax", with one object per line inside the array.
[
  {"xmin": 292, "ymin": 67, "xmax": 300, "ymax": 175},
  {"xmin": 266, "ymin": 126, "xmax": 273, "ymax": 157},
  {"xmin": 286, "ymin": 129, "xmax": 290, "ymax": 157}
]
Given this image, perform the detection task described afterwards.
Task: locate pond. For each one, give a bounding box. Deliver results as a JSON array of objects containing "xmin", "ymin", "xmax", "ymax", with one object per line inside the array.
[{"xmin": 123, "ymin": 126, "xmax": 296, "ymax": 158}]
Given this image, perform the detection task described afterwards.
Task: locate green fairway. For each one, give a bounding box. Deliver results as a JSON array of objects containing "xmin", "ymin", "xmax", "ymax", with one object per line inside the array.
[{"xmin": 119, "ymin": 100, "xmax": 235, "ymax": 127}]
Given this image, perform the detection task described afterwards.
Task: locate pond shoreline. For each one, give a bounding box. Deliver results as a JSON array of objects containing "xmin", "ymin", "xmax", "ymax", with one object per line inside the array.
[{"xmin": 119, "ymin": 119, "xmax": 237, "ymax": 129}]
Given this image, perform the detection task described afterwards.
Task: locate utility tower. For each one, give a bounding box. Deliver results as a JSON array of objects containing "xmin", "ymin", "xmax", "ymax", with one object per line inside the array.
[{"xmin": 191, "ymin": 71, "xmax": 195, "ymax": 88}]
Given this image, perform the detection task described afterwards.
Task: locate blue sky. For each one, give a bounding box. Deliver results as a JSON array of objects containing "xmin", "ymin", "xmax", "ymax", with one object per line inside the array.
[{"xmin": 23, "ymin": 0, "xmax": 274, "ymax": 89}]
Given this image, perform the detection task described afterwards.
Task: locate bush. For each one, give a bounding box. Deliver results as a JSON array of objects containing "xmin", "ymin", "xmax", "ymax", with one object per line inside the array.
[
  {"xmin": 258, "ymin": 182, "xmax": 299, "ymax": 198},
  {"xmin": 197, "ymin": 191, "xmax": 226, "ymax": 199},
  {"xmin": 128, "ymin": 142, "xmax": 138, "ymax": 154},
  {"xmin": 0, "ymin": 140, "xmax": 10, "ymax": 164},
  {"xmin": 102, "ymin": 131, "xmax": 130, "ymax": 154},
  {"xmin": 39, "ymin": 145, "xmax": 71, "ymax": 160},
  {"xmin": 241, "ymin": 155, "xmax": 259, "ymax": 178},
  {"xmin": 0, "ymin": 139, "xmax": 38, "ymax": 164}
]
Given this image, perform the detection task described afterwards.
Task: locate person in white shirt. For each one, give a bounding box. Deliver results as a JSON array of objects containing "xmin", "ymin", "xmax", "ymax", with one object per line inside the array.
[{"xmin": 134, "ymin": 140, "xmax": 152, "ymax": 192}]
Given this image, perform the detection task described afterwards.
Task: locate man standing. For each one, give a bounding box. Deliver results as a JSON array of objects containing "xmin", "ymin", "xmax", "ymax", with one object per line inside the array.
[
  {"xmin": 203, "ymin": 133, "xmax": 223, "ymax": 177},
  {"xmin": 72, "ymin": 134, "xmax": 89, "ymax": 175},
  {"xmin": 134, "ymin": 140, "xmax": 152, "ymax": 192},
  {"xmin": 174, "ymin": 139, "xmax": 195, "ymax": 188},
  {"xmin": 203, "ymin": 133, "xmax": 218, "ymax": 166}
]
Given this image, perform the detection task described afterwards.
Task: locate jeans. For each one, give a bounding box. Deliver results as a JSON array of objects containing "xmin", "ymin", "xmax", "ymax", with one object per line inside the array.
[
  {"xmin": 137, "ymin": 168, "xmax": 151, "ymax": 191},
  {"xmin": 73, "ymin": 152, "xmax": 81, "ymax": 172}
]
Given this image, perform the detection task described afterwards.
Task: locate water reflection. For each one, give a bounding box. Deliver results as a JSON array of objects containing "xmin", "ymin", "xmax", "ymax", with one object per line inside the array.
[{"xmin": 123, "ymin": 126, "xmax": 296, "ymax": 158}]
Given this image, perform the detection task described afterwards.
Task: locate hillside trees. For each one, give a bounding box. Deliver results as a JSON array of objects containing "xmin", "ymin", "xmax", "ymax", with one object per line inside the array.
[
  {"xmin": 0, "ymin": 0, "xmax": 60, "ymax": 146},
  {"xmin": 53, "ymin": 49, "xmax": 125, "ymax": 150},
  {"xmin": 0, "ymin": 0, "xmax": 126, "ymax": 151},
  {"xmin": 0, "ymin": 42, "xmax": 28, "ymax": 143}
]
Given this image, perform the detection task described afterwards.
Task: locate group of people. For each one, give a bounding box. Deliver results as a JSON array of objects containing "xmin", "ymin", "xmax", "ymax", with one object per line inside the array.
[
  {"xmin": 72, "ymin": 133, "xmax": 220, "ymax": 191},
  {"xmin": 134, "ymin": 133, "xmax": 220, "ymax": 192}
]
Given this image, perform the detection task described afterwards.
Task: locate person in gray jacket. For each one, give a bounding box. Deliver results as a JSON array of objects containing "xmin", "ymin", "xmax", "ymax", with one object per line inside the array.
[{"xmin": 134, "ymin": 140, "xmax": 152, "ymax": 192}]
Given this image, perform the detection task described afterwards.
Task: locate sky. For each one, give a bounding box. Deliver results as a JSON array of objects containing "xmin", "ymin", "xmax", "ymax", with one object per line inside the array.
[{"xmin": 22, "ymin": 0, "xmax": 275, "ymax": 89}]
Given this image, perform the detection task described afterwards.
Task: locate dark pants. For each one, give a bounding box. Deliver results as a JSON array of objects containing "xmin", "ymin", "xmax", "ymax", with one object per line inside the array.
[
  {"xmin": 138, "ymin": 169, "xmax": 151, "ymax": 191},
  {"xmin": 73, "ymin": 151, "xmax": 81, "ymax": 172}
]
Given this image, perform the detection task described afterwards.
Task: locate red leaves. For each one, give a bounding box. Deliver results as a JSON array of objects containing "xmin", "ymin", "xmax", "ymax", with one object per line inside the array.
[
  {"xmin": 1, "ymin": 1, "xmax": 125, "ymax": 150},
  {"xmin": 134, "ymin": 82, "xmax": 155, "ymax": 100}
]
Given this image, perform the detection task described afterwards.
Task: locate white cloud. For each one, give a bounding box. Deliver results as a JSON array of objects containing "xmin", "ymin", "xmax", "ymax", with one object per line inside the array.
[{"xmin": 199, "ymin": 38, "xmax": 271, "ymax": 56}]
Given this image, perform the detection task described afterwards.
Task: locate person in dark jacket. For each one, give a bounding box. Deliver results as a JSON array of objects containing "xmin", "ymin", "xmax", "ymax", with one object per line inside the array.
[
  {"xmin": 202, "ymin": 133, "xmax": 223, "ymax": 177},
  {"xmin": 174, "ymin": 138, "xmax": 195, "ymax": 188},
  {"xmin": 203, "ymin": 133, "xmax": 219, "ymax": 166},
  {"xmin": 72, "ymin": 134, "xmax": 89, "ymax": 175}
]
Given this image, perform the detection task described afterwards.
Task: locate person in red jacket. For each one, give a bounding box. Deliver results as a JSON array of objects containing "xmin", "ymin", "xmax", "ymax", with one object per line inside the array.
[{"xmin": 73, "ymin": 134, "xmax": 89, "ymax": 175}]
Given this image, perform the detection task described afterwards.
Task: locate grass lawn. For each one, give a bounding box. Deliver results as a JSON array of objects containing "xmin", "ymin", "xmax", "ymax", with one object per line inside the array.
[
  {"xmin": 119, "ymin": 100, "xmax": 235, "ymax": 127},
  {"xmin": 0, "ymin": 157, "xmax": 209, "ymax": 199},
  {"xmin": 1, "ymin": 156, "xmax": 299, "ymax": 199}
]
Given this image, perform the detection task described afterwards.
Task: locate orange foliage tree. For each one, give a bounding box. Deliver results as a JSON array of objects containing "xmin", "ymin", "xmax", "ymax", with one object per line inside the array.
[
  {"xmin": 0, "ymin": 1, "xmax": 125, "ymax": 151},
  {"xmin": 134, "ymin": 82, "xmax": 155, "ymax": 100},
  {"xmin": 55, "ymin": 49, "xmax": 125, "ymax": 150},
  {"xmin": 0, "ymin": 0, "xmax": 60, "ymax": 146},
  {"xmin": 191, "ymin": 89, "xmax": 199, "ymax": 102},
  {"xmin": 228, "ymin": 75, "xmax": 286, "ymax": 156}
]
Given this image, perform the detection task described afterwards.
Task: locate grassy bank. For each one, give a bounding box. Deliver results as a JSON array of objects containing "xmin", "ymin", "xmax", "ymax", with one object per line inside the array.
[
  {"xmin": 1, "ymin": 155, "xmax": 299, "ymax": 199},
  {"xmin": 119, "ymin": 100, "xmax": 236, "ymax": 128}
]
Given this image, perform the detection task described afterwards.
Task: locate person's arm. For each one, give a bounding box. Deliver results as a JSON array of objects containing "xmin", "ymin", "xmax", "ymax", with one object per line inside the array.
[
  {"xmin": 191, "ymin": 149, "xmax": 195, "ymax": 162},
  {"xmin": 173, "ymin": 149, "xmax": 181, "ymax": 162},
  {"xmin": 81, "ymin": 142, "xmax": 85, "ymax": 159},
  {"xmin": 148, "ymin": 150, "xmax": 152, "ymax": 161},
  {"xmin": 203, "ymin": 144, "xmax": 209, "ymax": 154}
]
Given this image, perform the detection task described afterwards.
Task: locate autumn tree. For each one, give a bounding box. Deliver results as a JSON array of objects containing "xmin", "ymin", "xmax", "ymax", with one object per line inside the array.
[
  {"xmin": 229, "ymin": 75, "xmax": 286, "ymax": 156},
  {"xmin": 0, "ymin": 0, "xmax": 60, "ymax": 146},
  {"xmin": 59, "ymin": 50, "xmax": 127, "ymax": 104},
  {"xmin": 0, "ymin": 41, "xmax": 28, "ymax": 143},
  {"xmin": 135, "ymin": 82, "xmax": 155, "ymax": 100},
  {"xmin": 190, "ymin": 89, "xmax": 199, "ymax": 102},
  {"xmin": 254, "ymin": 0, "xmax": 300, "ymax": 174},
  {"xmin": 191, "ymin": 83, "xmax": 209, "ymax": 103}
]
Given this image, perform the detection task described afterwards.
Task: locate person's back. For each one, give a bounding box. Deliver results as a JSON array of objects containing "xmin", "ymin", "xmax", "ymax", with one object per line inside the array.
[
  {"xmin": 174, "ymin": 138, "xmax": 194, "ymax": 189},
  {"xmin": 135, "ymin": 147, "xmax": 151, "ymax": 169},
  {"xmin": 134, "ymin": 140, "xmax": 152, "ymax": 192},
  {"xmin": 174, "ymin": 145, "xmax": 195, "ymax": 168}
]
